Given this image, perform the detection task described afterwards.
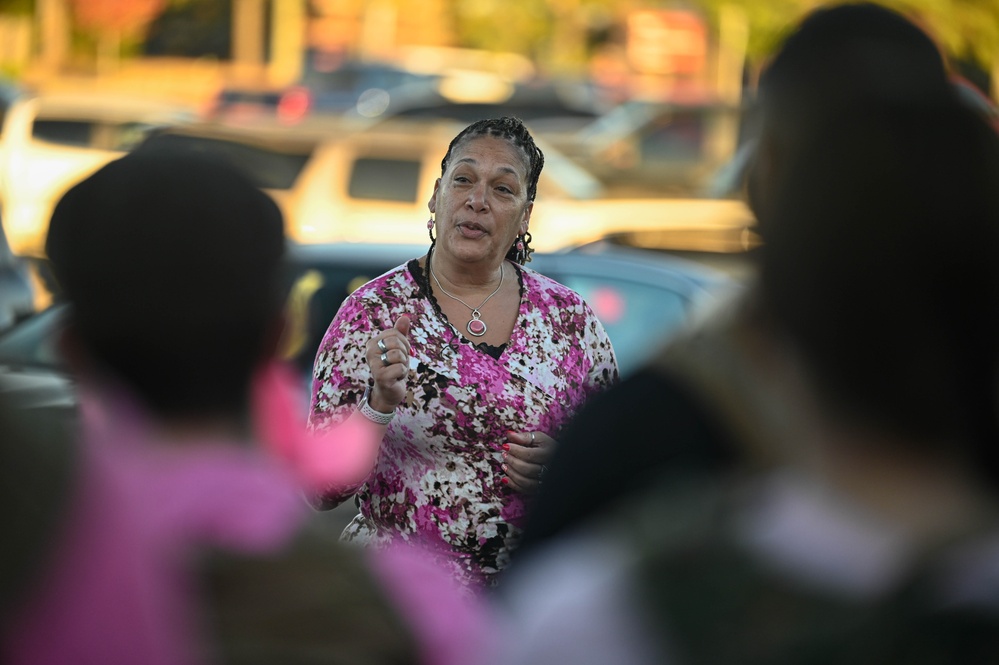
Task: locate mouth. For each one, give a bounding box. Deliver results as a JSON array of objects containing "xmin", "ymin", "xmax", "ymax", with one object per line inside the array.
[{"xmin": 456, "ymin": 222, "xmax": 489, "ymax": 238}]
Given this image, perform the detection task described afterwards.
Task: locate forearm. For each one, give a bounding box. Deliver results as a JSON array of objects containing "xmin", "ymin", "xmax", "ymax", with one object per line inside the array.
[{"xmin": 310, "ymin": 392, "xmax": 397, "ymax": 510}]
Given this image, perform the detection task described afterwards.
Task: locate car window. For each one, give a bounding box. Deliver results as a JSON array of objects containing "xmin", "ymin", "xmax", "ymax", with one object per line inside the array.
[
  {"xmin": 348, "ymin": 157, "xmax": 421, "ymax": 202},
  {"xmin": 97, "ymin": 122, "xmax": 164, "ymax": 151},
  {"xmin": 32, "ymin": 119, "xmax": 94, "ymax": 147},
  {"xmin": 555, "ymin": 274, "xmax": 690, "ymax": 376},
  {"xmin": 32, "ymin": 119, "xmax": 166, "ymax": 152}
]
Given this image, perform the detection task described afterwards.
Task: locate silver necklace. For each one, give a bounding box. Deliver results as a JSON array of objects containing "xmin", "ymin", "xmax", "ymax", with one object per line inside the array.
[{"xmin": 429, "ymin": 254, "xmax": 504, "ymax": 337}]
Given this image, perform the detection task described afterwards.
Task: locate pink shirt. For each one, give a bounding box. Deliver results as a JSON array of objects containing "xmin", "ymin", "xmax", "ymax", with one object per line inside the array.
[{"xmin": 4, "ymin": 381, "xmax": 493, "ymax": 665}]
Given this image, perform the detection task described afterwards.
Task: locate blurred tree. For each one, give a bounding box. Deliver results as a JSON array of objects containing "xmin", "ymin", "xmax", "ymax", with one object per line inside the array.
[
  {"xmin": 71, "ymin": 0, "xmax": 166, "ymax": 33},
  {"xmin": 69, "ymin": 0, "xmax": 168, "ymax": 71},
  {"xmin": 447, "ymin": 0, "xmax": 621, "ymax": 75},
  {"xmin": 693, "ymin": 0, "xmax": 998, "ymax": 96},
  {"xmin": 144, "ymin": 0, "xmax": 232, "ymax": 59},
  {"xmin": 0, "ymin": 0, "xmax": 33, "ymax": 14}
]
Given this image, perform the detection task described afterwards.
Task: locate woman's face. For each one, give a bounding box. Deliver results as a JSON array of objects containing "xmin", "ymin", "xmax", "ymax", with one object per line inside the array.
[{"xmin": 429, "ymin": 135, "xmax": 533, "ymax": 267}]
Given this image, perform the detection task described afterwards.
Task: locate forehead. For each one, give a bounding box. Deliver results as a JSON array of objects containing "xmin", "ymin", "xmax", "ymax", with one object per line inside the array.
[{"xmin": 447, "ymin": 135, "xmax": 530, "ymax": 176}]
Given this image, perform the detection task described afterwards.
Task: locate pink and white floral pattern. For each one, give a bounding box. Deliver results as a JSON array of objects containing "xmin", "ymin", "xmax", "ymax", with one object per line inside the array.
[{"xmin": 309, "ymin": 260, "xmax": 618, "ymax": 589}]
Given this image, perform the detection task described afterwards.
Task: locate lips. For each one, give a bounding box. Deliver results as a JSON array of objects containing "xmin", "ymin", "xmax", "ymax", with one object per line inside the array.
[{"xmin": 457, "ymin": 222, "xmax": 488, "ymax": 238}]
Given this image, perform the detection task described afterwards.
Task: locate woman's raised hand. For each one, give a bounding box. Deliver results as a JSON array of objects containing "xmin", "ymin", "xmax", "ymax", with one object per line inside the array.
[
  {"xmin": 366, "ymin": 316, "xmax": 412, "ymax": 413},
  {"xmin": 502, "ymin": 430, "xmax": 556, "ymax": 494}
]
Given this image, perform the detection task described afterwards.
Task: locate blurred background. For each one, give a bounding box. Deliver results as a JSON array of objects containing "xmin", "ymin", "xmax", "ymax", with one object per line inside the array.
[{"xmin": 0, "ymin": 0, "xmax": 996, "ymax": 422}]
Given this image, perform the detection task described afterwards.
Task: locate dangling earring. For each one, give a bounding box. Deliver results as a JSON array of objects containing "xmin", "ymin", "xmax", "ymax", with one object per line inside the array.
[
  {"xmin": 515, "ymin": 235, "xmax": 526, "ymax": 264},
  {"xmin": 427, "ymin": 216, "xmax": 436, "ymax": 243},
  {"xmin": 520, "ymin": 232, "xmax": 533, "ymax": 264}
]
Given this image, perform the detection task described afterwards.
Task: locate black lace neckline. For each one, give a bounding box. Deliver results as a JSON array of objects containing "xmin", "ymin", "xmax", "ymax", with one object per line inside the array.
[{"xmin": 408, "ymin": 255, "xmax": 524, "ymax": 360}]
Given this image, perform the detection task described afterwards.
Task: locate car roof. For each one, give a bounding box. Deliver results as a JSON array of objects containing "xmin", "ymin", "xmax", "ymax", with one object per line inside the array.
[{"xmin": 24, "ymin": 92, "xmax": 197, "ymax": 123}]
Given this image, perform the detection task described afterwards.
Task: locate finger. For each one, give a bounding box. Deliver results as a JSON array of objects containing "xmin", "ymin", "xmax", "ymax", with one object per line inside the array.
[
  {"xmin": 377, "ymin": 348, "xmax": 408, "ymax": 366},
  {"xmin": 502, "ymin": 463, "xmax": 541, "ymax": 494},
  {"xmin": 394, "ymin": 315, "xmax": 411, "ymax": 337},
  {"xmin": 506, "ymin": 430, "xmax": 533, "ymax": 446},
  {"xmin": 505, "ymin": 443, "xmax": 552, "ymax": 466},
  {"xmin": 504, "ymin": 454, "xmax": 542, "ymax": 479}
]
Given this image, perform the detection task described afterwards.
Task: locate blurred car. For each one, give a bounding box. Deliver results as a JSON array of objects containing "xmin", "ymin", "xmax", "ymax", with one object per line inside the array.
[
  {"xmin": 207, "ymin": 60, "xmax": 442, "ymax": 125},
  {"xmin": 0, "ymin": 305, "xmax": 71, "ymax": 415},
  {"xmin": 346, "ymin": 74, "xmax": 605, "ymax": 137},
  {"xmin": 562, "ymin": 99, "xmax": 747, "ymax": 196},
  {"xmin": 281, "ymin": 240, "xmax": 738, "ymax": 378},
  {"xmin": 0, "ymin": 91, "xmax": 197, "ymax": 257},
  {"xmin": 137, "ymin": 116, "xmax": 756, "ymax": 259},
  {"xmin": 137, "ymin": 116, "xmax": 607, "ymax": 247},
  {"xmin": 0, "ymin": 211, "xmax": 34, "ymax": 332},
  {"xmin": 0, "ymin": 241, "xmax": 738, "ymax": 418}
]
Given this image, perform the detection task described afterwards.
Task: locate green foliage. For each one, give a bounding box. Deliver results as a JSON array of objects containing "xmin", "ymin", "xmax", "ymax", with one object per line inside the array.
[
  {"xmin": 695, "ymin": 0, "xmax": 998, "ymax": 71},
  {"xmin": 0, "ymin": 0, "xmax": 33, "ymax": 15},
  {"xmin": 450, "ymin": 0, "xmax": 552, "ymax": 58}
]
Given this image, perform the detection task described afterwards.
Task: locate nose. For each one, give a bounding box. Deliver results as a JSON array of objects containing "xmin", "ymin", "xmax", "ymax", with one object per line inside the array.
[{"xmin": 466, "ymin": 181, "xmax": 488, "ymax": 211}]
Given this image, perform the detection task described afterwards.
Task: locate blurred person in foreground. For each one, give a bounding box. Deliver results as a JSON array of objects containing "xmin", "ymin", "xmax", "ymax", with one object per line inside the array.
[
  {"xmin": 498, "ymin": 92, "xmax": 999, "ymax": 663},
  {"xmin": 1, "ymin": 148, "xmax": 487, "ymax": 665},
  {"xmin": 308, "ymin": 116, "xmax": 619, "ymax": 592},
  {"xmin": 514, "ymin": 1, "xmax": 962, "ymax": 559}
]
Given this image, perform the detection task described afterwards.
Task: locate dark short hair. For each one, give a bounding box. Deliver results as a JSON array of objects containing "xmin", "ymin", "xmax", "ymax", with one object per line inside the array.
[
  {"xmin": 760, "ymin": 101, "xmax": 999, "ymax": 472},
  {"xmin": 747, "ymin": 2, "xmax": 954, "ymax": 226},
  {"xmin": 46, "ymin": 148, "xmax": 286, "ymax": 418},
  {"xmin": 440, "ymin": 116, "xmax": 545, "ymax": 203}
]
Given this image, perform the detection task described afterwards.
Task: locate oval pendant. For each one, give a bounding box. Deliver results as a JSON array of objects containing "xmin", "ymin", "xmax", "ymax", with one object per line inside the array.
[{"xmin": 467, "ymin": 318, "xmax": 487, "ymax": 337}]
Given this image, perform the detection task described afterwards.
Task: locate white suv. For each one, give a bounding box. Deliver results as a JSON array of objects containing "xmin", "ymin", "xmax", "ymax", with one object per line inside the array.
[{"xmin": 0, "ymin": 91, "xmax": 195, "ymax": 257}]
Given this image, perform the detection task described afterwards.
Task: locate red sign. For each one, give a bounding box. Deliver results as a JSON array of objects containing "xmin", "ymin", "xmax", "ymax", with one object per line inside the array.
[{"xmin": 626, "ymin": 9, "xmax": 707, "ymax": 76}]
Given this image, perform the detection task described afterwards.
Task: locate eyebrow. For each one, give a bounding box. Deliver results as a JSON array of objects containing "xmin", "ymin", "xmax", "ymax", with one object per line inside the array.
[{"xmin": 454, "ymin": 157, "xmax": 520, "ymax": 177}]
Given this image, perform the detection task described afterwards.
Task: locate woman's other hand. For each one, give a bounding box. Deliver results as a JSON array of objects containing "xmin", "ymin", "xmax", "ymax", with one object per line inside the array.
[
  {"xmin": 367, "ymin": 316, "xmax": 412, "ymax": 412},
  {"xmin": 502, "ymin": 430, "xmax": 555, "ymax": 493}
]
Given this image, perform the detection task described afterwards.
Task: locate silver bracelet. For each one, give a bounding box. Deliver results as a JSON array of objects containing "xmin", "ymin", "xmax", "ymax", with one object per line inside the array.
[{"xmin": 358, "ymin": 389, "xmax": 395, "ymax": 425}]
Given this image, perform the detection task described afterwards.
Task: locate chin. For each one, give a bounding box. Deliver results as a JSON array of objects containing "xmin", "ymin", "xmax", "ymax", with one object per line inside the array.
[{"xmin": 442, "ymin": 237, "xmax": 497, "ymax": 262}]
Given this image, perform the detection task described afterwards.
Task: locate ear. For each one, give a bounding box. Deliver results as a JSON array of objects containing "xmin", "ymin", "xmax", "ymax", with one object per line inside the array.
[
  {"xmin": 428, "ymin": 178, "xmax": 441, "ymax": 214},
  {"xmin": 520, "ymin": 201, "xmax": 533, "ymax": 235}
]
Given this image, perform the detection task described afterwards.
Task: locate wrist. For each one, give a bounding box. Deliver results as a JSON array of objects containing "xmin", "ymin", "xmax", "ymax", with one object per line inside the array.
[{"xmin": 359, "ymin": 387, "xmax": 395, "ymax": 425}]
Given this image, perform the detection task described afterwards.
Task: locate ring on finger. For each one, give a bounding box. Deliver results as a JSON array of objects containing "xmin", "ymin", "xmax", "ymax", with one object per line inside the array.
[
  {"xmin": 380, "ymin": 351, "xmax": 390, "ymax": 366},
  {"xmin": 530, "ymin": 431, "xmax": 536, "ymax": 444},
  {"xmin": 377, "ymin": 338, "xmax": 388, "ymax": 353}
]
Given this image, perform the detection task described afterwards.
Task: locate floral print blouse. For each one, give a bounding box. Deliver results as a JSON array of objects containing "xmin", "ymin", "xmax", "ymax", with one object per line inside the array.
[{"xmin": 309, "ymin": 259, "xmax": 619, "ymax": 590}]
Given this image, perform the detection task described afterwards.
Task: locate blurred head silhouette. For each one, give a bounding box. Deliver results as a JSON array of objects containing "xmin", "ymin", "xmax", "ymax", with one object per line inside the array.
[
  {"xmin": 46, "ymin": 147, "xmax": 286, "ymax": 420},
  {"xmin": 747, "ymin": 2, "xmax": 955, "ymax": 229},
  {"xmin": 760, "ymin": 99, "xmax": 999, "ymax": 474}
]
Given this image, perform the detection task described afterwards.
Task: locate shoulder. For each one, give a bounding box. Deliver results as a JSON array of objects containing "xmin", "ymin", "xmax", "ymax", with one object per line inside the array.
[
  {"xmin": 520, "ymin": 266, "xmax": 577, "ymax": 297},
  {"xmin": 519, "ymin": 265, "xmax": 592, "ymax": 312},
  {"xmin": 499, "ymin": 527, "xmax": 667, "ymax": 665},
  {"xmin": 200, "ymin": 518, "xmax": 422, "ymax": 663},
  {"xmin": 331, "ymin": 262, "xmax": 419, "ymax": 325},
  {"xmin": 348, "ymin": 262, "xmax": 419, "ymax": 303}
]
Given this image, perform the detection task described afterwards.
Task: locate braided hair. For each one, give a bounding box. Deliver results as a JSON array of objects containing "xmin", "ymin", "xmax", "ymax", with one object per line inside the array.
[{"xmin": 438, "ymin": 117, "xmax": 544, "ymax": 264}]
